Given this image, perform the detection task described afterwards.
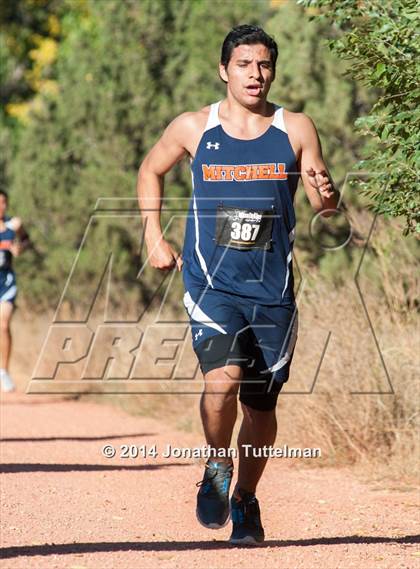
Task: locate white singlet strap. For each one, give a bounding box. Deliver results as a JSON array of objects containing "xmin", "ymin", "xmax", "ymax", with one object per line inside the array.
[
  {"xmin": 272, "ymin": 105, "xmax": 287, "ymax": 134},
  {"xmin": 4, "ymin": 219, "xmax": 15, "ymax": 230},
  {"xmin": 204, "ymin": 101, "xmax": 221, "ymax": 132}
]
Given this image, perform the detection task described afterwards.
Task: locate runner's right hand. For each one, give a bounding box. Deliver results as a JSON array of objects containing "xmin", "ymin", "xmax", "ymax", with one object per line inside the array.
[{"xmin": 147, "ymin": 238, "xmax": 183, "ymax": 271}]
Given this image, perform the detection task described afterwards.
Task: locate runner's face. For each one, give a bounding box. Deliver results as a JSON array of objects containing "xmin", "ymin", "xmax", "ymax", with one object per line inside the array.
[
  {"xmin": 0, "ymin": 195, "xmax": 7, "ymax": 218},
  {"xmin": 220, "ymin": 43, "xmax": 274, "ymax": 105}
]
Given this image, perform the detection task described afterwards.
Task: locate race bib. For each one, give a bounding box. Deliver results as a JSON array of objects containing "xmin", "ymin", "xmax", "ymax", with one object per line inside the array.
[{"xmin": 215, "ymin": 204, "xmax": 275, "ymax": 250}]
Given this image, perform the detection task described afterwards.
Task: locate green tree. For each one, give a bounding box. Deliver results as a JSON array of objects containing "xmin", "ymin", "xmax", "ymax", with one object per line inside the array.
[
  {"xmin": 299, "ymin": 0, "xmax": 420, "ymax": 234},
  {"xmin": 267, "ymin": 2, "xmax": 374, "ymax": 183},
  {"xmin": 265, "ymin": 1, "xmax": 376, "ymax": 266},
  {"xmin": 11, "ymin": 0, "xmax": 166, "ymax": 309},
  {"xmin": 10, "ymin": 0, "xmax": 271, "ymax": 310},
  {"xmin": 0, "ymin": 0, "xmax": 63, "ymax": 191}
]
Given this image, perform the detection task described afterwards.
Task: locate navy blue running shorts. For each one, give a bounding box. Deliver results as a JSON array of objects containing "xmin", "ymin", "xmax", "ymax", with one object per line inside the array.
[
  {"xmin": 183, "ymin": 285, "xmax": 298, "ymax": 411},
  {"xmin": 0, "ymin": 270, "xmax": 17, "ymax": 304}
]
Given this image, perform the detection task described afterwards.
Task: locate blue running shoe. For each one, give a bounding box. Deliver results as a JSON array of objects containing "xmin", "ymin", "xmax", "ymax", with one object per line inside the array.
[
  {"xmin": 229, "ymin": 487, "xmax": 265, "ymax": 545},
  {"xmin": 196, "ymin": 459, "xmax": 234, "ymax": 529}
]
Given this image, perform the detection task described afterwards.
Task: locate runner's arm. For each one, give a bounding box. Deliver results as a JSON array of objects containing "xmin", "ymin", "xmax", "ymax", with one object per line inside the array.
[
  {"xmin": 298, "ymin": 114, "xmax": 340, "ymax": 217},
  {"xmin": 10, "ymin": 217, "xmax": 30, "ymax": 256},
  {"xmin": 137, "ymin": 114, "xmax": 193, "ymax": 241},
  {"xmin": 137, "ymin": 113, "xmax": 194, "ymax": 270}
]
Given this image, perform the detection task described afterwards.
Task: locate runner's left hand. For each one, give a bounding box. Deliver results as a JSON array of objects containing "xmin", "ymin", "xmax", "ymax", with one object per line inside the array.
[
  {"xmin": 305, "ymin": 167, "xmax": 335, "ymax": 198},
  {"xmin": 10, "ymin": 241, "xmax": 24, "ymax": 257}
]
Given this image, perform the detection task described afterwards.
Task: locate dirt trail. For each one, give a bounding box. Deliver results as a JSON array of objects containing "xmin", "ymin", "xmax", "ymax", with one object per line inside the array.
[{"xmin": 0, "ymin": 393, "xmax": 419, "ymax": 568}]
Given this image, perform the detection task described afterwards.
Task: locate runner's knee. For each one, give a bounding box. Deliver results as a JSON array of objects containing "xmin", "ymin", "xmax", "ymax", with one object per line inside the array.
[
  {"xmin": 241, "ymin": 401, "xmax": 277, "ymax": 421},
  {"xmin": 202, "ymin": 389, "xmax": 237, "ymax": 415},
  {"xmin": 0, "ymin": 316, "xmax": 11, "ymax": 331}
]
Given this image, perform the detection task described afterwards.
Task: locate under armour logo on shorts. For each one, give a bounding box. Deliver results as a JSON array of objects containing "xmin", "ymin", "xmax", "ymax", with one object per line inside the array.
[
  {"xmin": 194, "ymin": 329, "xmax": 203, "ymax": 341},
  {"xmin": 206, "ymin": 142, "xmax": 220, "ymax": 150}
]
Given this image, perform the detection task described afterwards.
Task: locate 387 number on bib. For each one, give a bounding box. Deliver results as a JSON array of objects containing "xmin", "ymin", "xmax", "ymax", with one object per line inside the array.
[
  {"xmin": 215, "ymin": 204, "xmax": 274, "ymax": 251},
  {"xmin": 230, "ymin": 221, "xmax": 260, "ymax": 242}
]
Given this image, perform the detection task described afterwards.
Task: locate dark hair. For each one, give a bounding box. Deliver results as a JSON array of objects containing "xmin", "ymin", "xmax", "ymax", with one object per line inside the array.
[
  {"xmin": 0, "ymin": 190, "xmax": 8, "ymax": 201},
  {"xmin": 220, "ymin": 24, "xmax": 278, "ymax": 71}
]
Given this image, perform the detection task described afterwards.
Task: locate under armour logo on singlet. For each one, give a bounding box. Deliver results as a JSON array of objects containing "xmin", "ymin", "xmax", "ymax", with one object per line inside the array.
[
  {"xmin": 194, "ymin": 329, "xmax": 203, "ymax": 341},
  {"xmin": 206, "ymin": 141, "xmax": 220, "ymax": 150}
]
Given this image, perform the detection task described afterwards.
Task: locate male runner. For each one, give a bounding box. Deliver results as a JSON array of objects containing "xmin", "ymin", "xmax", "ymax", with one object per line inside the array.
[
  {"xmin": 137, "ymin": 25, "xmax": 339, "ymax": 545},
  {"xmin": 0, "ymin": 190, "xmax": 30, "ymax": 392}
]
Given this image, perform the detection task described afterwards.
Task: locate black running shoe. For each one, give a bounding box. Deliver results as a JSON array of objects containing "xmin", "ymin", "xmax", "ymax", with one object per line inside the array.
[
  {"xmin": 229, "ymin": 487, "xmax": 265, "ymax": 545},
  {"xmin": 196, "ymin": 460, "xmax": 234, "ymax": 529}
]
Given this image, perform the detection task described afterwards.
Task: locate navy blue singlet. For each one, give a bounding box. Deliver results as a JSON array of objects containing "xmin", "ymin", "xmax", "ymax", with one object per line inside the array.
[
  {"xmin": 0, "ymin": 216, "xmax": 15, "ymax": 271},
  {"xmin": 182, "ymin": 101, "xmax": 298, "ymax": 305},
  {"xmin": 0, "ymin": 216, "xmax": 17, "ymax": 303}
]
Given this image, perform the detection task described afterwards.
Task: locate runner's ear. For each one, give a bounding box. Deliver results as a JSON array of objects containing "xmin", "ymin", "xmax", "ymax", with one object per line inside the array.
[
  {"xmin": 219, "ymin": 63, "xmax": 228, "ymax": 84},
  {"xmin": 176, "ymin": 255, "xmax": 183, "ymax": 271}
]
